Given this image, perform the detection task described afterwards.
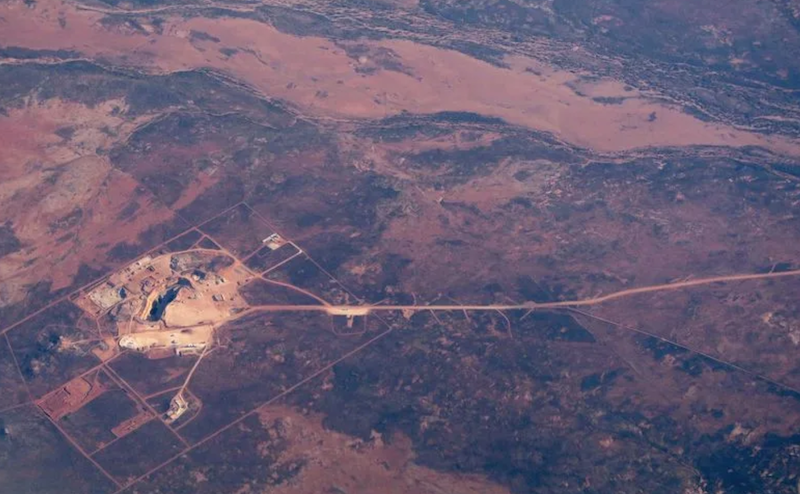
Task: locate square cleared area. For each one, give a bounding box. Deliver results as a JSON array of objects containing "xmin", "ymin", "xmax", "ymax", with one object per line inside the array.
[{"xmin": 57, "ymin": 369, "xmax": 148, "ymax": 453}]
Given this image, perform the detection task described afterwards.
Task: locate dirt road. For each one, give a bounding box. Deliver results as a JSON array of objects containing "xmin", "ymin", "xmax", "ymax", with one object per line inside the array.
[{"xmin": 238, "ymin": 268, "xmax": 800, "ymax": 317}]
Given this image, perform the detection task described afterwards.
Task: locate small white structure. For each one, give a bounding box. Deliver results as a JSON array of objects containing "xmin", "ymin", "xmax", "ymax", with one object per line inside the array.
[
  {"xmin": 119, "ymin": 331, "xmax": 209, "ymax": 356},
  {"xmin": 119, "ymin": 334, "xmax": 158, "ymax": 352},
  {"xmin": 165, "ymin": 393, "xmax": 189, "ymax": 423},
  {"xmin": 262, "ymin": 233, "xmax": 287, "ymax": 250}
]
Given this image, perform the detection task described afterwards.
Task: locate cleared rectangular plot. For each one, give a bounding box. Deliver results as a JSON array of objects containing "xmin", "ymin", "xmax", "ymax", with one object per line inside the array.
[
  {"xmin": 93, "ymin": 419, "xmax": 185, "ymax": 485},
  {"xmin": 59, "ymin": 371, "xmax": 146, "ymax": 453}
]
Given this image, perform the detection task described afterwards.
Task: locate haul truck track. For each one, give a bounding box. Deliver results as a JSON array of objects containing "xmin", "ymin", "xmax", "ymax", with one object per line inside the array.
[
  {"xmin": 67, "ymin": 244, "xmax": 800, "ymax": 433},
  {"xmin": 67, "ymin": 237, "xmax": 798, "ymax": 494},
  {"xmin": 238, "ymin": 269, "xmax": 800, "ymax": 317},
  {"xmin": 73, "ymin": 245, "xmax": 800, "ymax": 350}
]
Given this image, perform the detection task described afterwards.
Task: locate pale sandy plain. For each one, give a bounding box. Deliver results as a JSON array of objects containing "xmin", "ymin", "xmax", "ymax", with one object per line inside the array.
[{"xmin": 0, "ymin": 0, "xmax": 799, "ymax": 156}]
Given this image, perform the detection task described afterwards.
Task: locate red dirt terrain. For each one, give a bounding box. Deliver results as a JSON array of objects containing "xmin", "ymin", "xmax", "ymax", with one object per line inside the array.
[
  {"xmin": 2, "ymin": 0, "xmax": 800, "ymax": 493},
  {"xmin": 0, "ymin": 0, "xmax": 799, "ymax": 154}
]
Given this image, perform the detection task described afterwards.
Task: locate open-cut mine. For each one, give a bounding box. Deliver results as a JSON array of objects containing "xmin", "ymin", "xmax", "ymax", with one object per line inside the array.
[
  {"xmin": 77, "ymin": 250, "xmax": 252, "ymax": 357},
  {"xmin": 4, "ymin": 0, "xmax": 800, "ymax": 491}
]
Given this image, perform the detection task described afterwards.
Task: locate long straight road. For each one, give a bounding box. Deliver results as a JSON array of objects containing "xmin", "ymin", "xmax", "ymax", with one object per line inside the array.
[{"xmin": 240, "ymin": 268, "xmax": 800, "ymax": 317}]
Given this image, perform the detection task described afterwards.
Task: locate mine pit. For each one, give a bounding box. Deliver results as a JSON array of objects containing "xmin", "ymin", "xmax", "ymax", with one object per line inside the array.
[
  {"xmin": 147, "ymin": 278, "xmax": 192, "ymax": 322},
  {"xmin": 76, "ymin": 250, "xmax": 252, "ymax": 359}
]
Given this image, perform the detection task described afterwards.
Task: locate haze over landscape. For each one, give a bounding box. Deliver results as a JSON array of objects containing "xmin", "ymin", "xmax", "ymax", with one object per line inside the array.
[{"xmin": 2, "ymin": 0, "xmax": 800, "ymax": 493}]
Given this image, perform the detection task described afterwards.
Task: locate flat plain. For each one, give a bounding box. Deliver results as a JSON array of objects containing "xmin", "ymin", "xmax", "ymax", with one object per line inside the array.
[{"xmin": 1, "ymin": 0, "xmax": 800, "ymax": 492}]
